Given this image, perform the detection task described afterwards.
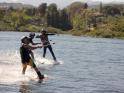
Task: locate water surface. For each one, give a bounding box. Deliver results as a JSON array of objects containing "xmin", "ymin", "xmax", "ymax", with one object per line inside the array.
[{"xmin": 0, "ymin": 32, "xmax": 124, "ymax": 93}]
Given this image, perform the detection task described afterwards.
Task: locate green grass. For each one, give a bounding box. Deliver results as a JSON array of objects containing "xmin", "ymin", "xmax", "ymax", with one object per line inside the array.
[{"xmin": 69, "ymin": 29, "xmax": 124, "ymax": 39}]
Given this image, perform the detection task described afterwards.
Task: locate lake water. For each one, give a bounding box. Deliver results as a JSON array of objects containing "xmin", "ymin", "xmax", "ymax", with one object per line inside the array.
[{"xmin": 0, "ymin": 32, "xmax": 124, "ymax": 93}]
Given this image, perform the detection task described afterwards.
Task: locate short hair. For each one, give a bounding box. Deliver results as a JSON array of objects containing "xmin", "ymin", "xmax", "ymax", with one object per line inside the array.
[
  {"xmin": 21, "ymin": 36, "xmax": 28, "ymax": 43},
  {"xmin": 29, "ymin": 32, "xmax": 35, "ymax": 37}
]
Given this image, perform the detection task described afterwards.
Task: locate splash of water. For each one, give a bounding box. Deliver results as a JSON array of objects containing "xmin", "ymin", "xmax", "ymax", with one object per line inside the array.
[{"xmin": 0, "ymin": 50, "xmax": 62, "ymax": 84}]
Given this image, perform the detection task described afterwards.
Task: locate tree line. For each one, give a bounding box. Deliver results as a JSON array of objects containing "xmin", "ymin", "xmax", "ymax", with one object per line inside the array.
[
  {"xmin": 0, "ymin": 3, "xmax": 72, "ymax": 31},
  {"xmin": 0, "ymin": 2, "xmax": 124, "ymax": 35}
]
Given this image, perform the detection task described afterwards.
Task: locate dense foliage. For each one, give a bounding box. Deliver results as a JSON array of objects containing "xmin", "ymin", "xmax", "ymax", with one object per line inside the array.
[{"xmin": 0, "ymin": 2, "xmax": 124, "ymax": 38}]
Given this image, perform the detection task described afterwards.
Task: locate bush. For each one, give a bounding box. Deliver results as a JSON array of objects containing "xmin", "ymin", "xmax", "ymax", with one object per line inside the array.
[
  {"xmin": 71, "ymin": 30, "xmax": 83, "ymax": 36},
  {"xmin": 0, "ymin": 22, "xmax": 15, "ymax": 31},
  {"xmin": 47, "ymin": 27, "xmax": 64, "ymax": 34},
  {"xmin": 85, "ymin": 29, "xmax": 124, "ymax": 38},
  {"xmin": 107, "ymin": 16, "xmax": 124, "ymax": 32},
  {"xmin": 19, "ymin": 24, "xmax": 41, "ymax": 32}
]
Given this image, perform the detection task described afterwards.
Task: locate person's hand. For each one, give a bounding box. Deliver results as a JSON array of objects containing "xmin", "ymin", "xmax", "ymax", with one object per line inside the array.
[
  {"xmin": 37, "ymin": 43, "xmax": 42, "ymax": 44},
  {"xmin": 37, "ymin": 46, "xmax": 43, "ymax": 48},
  {"xmin": 52, "ymin": 42, "xmax": 55, "ymax": 44}
]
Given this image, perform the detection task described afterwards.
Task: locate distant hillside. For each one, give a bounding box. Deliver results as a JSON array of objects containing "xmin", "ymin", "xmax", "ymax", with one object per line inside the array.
[
  {"xmin": 87, "ymin": 1, "xmax": 124, "ymax": 8},
  {"xmin": 90, "ymin": 3, "xmax": 124, "ymax": 11},
  {"xmin": 0, "ymin": 2, "xmax": 35, "ymax": 9}
]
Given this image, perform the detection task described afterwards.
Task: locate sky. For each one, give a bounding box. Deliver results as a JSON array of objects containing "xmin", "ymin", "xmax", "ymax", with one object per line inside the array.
[{"xmin": 0, "ymin": 0, "xmax": 123, "ymax": 8}]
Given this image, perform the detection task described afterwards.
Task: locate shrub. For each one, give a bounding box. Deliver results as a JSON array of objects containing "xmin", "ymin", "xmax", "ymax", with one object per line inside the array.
[{"xmin": 47, "ymin": 27, "xmax": 64, "ymax": 34}]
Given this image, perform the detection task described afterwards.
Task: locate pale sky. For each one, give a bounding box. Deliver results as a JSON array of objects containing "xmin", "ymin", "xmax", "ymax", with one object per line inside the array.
[{"xmin": 0, "ymin": 0, "xmax": 123, "ymax": 8}]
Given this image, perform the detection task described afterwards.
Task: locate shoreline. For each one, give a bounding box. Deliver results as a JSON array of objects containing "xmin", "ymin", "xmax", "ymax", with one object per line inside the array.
[{"xmin": 1, "ymin": 30, "xmax": 124, "ymax": 40}]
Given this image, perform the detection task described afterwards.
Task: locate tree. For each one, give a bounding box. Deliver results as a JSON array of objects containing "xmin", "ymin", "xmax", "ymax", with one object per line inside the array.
[
  {"xmin": 47, "ymin": 3, "xmax": 59, "ymax": 28},
  {"xmin": 67, "ymin": 2, "xmax": 86, "ymax": 19},
  {"xmin": 100, "ymin": 2, "xmax": 103, "ymax": 13},
  {"xmin": 59, "ymin": 9, "xmax": 72, "ymax": 30},
  {"xmin": 0, "ymin": 9, "xmax": 5, "ymax": 20},
  {"xmin": 103, "ymin": 6, "xmax": 121, "ymax": 16},
  {"xmin": 47, "ymin": 3, "xmax": 57, "ymax": 12},
  {"xmin": 24, "ymin": 8, "xmax": 36, "ymax": 16},
  {"xmin": 84, "ymin": 3, "xmax": 88, "ymax": 9},
  {"xmin": 38, "ymin": 3, "xmax": 47, "ymax": 17}
]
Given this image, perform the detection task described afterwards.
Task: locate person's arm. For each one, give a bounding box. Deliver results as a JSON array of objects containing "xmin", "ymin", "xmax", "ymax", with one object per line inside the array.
[
  {"xmin": 29, "ymin": 37, "xmax": 41, "ymax": 45},
  {"xmin": 32, "ymin": 42, "xmax": 41, "ymax": 45},
  {"xmin": 30, "ymin": 40, "xmax": 41, "ymax": 45},
  {"xmin": 35, "ymin": 35, "xmax": 41, "ymax": 38},
  {"xmin": 24, "ymin": 44, "xmax": 42, "ymax": 50},
  {"xmin": 29, "ymin": 45, "xmax": 43, "ymax": 50},
  {"xmin": 46, "ymin": 33, "xmax": 56, "ymax": 35}
]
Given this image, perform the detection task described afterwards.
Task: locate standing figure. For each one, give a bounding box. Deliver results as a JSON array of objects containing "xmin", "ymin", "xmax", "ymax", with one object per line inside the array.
[
  {"xmin": 36, "ymin": 29, "xmax": 57, "ymax": 61},
  {"xmin": 20, "ymin": 36, "xmax": 44, "ymax": 83}
]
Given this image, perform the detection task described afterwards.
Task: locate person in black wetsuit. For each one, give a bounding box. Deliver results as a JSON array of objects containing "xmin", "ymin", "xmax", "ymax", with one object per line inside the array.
[
  {"xmin": 20, "ymin": 36, "xmax": 44, "ymax": 83},
  {"xmin": 36, "ymin": 29, "xmax": 57, "ymax": 61}
]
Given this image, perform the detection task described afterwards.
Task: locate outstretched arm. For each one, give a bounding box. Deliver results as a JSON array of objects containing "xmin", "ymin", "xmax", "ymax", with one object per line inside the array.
[
  {"xmin": 35, "ymin": 35, "xmax": 41, "ymax": 38},
  {"xmin": 30, "ymin": 39, "xmax": 41, "ymax": 45},
  {"xmin": 46, "ymin": 33, "xmax": 56, "ymax": 35},
  {"xmin": 24, "ymin": 44, "xmax": 42, "ymax": 50},
  {"xmin": 31, "ymin": 42, "xmax": 41, "ymax": 45}
]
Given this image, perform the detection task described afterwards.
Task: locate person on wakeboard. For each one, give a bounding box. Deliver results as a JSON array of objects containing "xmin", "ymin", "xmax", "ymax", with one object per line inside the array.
[
  {"xmin": 36, "ymin": 29, "xmax": 57, "ymax": 62},
  {"xmin": 20, "ymin": 36, "xmax": 44, "ymax": 83}
]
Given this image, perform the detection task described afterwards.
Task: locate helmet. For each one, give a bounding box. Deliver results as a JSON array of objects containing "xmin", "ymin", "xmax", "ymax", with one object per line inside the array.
[{"xmin": 29, "ymin": 32, "xmax": 35, "ymax": 37}]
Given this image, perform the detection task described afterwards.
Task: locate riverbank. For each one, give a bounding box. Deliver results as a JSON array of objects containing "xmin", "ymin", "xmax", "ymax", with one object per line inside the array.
[
  {"xmin": 1, "ymin": 27, "xmax": 124, "ymax": 39},
  {"xmin": 67, "ymin": 29, "xmax": 124, "ymax": 39},
  {"xmin": 1, "ymin": 20, "xmax": 124, "ymax": 39},
  {"xmin": 1, "ymin": 1, "xmax": 124, "ymax": 40}
]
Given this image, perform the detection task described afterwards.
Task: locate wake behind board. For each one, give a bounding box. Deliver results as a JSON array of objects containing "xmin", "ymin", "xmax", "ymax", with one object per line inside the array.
[{"xmin": 36, "ymin": 58, "xmax": 63, "ymax": 65}]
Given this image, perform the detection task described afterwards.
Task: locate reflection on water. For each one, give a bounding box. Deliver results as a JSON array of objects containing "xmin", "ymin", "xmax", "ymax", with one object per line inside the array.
[{"xmin": 19, "ymin": 82, "xmax": 31, "ymax": 93}]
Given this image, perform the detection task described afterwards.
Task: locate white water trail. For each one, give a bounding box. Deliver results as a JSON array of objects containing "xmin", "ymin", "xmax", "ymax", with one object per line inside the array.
[{"xmin": 0, "ymin": 50, "xmax": 63, "ymax": 85}]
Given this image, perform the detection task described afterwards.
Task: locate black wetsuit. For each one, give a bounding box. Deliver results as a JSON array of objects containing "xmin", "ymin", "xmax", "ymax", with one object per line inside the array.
[
  {"xmin": 40, "ymin": 34, "xmax": 56, "ymax": 61},
  {"xmin": 20, "ymin": 45, "xmax": 36, "ymax": 68},
  {"xmin": 20, "ymin": 44, "xmax": 44, "ymax": 80}
]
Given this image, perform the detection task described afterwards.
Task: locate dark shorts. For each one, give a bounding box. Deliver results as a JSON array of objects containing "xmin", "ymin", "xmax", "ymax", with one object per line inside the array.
[{"xmin": 22, "ymin": 59, "xmax": 36, "ymax": 68}]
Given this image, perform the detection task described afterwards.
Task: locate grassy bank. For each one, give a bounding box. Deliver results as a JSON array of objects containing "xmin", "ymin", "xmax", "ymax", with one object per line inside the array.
[
  {"xmin": 1, "ymin": 21, "xmax": 124, "ymax": 39},
  {"xmin": 0, "ymin": 22, "xmax": 65, "ymax": 34},
  {"xmin": 68, "ymin": 29, "xmax": 124, "ymax": 39}
]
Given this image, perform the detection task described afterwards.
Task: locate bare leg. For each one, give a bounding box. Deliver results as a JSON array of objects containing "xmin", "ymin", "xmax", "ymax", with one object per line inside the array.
[
  {"xmin": 22, "ymin": 64, "xmax": 27, "ymax": 74},
  {"xmin": 34, "ymin": 67, "xmax": 44, "ymax": 79},
  {"xmin": 30, "ymin": 59, "xmax": 44, "ymax": 83}
]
